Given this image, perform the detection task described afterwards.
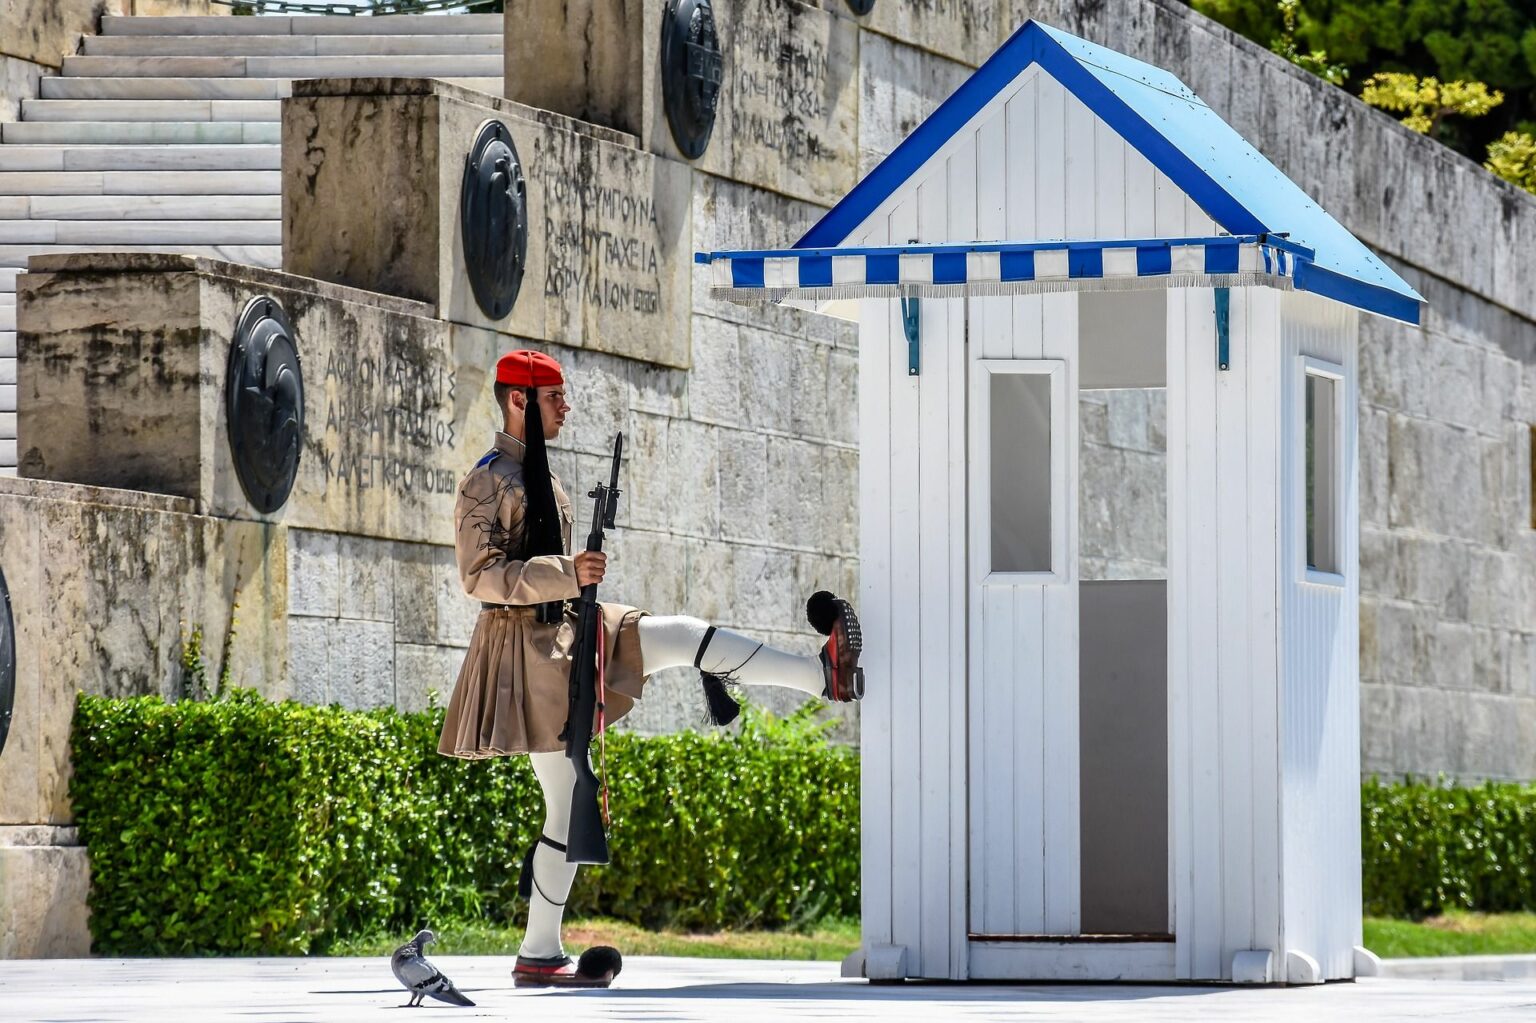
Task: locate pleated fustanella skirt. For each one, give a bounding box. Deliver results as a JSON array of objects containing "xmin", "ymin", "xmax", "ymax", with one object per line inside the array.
[{"xmin": 437, "ymin": 602, "xmax": 649, "ymax": 758}]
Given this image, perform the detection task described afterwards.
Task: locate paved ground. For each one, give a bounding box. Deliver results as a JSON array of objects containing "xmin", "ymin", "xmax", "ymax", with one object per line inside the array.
[{"xmin": 6, "ymin": 956, "xmax": 1536, "ymax": 1021}]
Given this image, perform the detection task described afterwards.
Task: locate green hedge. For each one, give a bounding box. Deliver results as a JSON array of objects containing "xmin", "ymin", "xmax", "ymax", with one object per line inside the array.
[
  {"xmin": 70, "ymin": 691, "xmax": 859, "ymax": 955},
  {"xmin": 74, "ymin": 689, "xmax": 1536, "ymax": 954},
  {"xmin": 1363, "ymin": 777, "xmax": 1536, "ymax": 920}
]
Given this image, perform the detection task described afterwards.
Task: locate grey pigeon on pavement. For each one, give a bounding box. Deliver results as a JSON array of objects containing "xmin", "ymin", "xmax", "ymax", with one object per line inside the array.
[{"xmin": 391, "ymin": 929, "xmax": 475, "ymax": 1007}]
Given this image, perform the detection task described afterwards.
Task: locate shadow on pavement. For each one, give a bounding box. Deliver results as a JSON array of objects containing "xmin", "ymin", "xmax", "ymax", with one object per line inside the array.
[{"xmin": 567, "ymin": 981, "xmax": 1233, "ymax": 1002}]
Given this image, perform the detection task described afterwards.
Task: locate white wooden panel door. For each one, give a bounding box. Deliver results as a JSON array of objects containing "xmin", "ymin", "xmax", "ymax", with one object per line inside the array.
[{"xmin": 967, "ymin": 345, "xmax": 1079, "ymax": 940}]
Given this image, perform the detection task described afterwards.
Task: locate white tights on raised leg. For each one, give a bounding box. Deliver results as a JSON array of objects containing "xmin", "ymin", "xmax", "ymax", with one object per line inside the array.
[
  {"xmin": 636, "ymin": 615, "xmax": 823, "ymax": 696},
  {"xmin": 520, "ymin": 750, "xmax": 579, "ymax": 960}
]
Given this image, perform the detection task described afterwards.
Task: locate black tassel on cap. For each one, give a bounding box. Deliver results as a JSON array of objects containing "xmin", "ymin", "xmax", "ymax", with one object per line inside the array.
[
  {"xmin": 806, "ymin": 590, "xmax": 840, "ymax": 636},
  {"xmin": 701, "ymin": 673, "xmax": 741, "ymax": 727}
]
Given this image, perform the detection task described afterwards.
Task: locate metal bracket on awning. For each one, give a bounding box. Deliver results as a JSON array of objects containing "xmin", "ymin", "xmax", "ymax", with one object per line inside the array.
[
  {"xmin": 1214, "ymin": 287, "xmax": 1231, "ymax": 371},
  {"xmin": 901, "ymin": 295, "xmax": 920, "ymax": 376}
]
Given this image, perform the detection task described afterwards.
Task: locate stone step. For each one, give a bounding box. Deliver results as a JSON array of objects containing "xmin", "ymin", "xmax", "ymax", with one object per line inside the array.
[
  {"xmin": 0, "ymin": 145, "xmax": 281, "ymax": 172},
  {"xmin": 0, "ymin": 412, "xmax": 15, "ymax": 441},
  {"xmin": 0, "ymin": 243, "xmax": 281, "ymax": 269},
  {"xmin": 0, "ymin": 305, "xmax": 10, "ymax": 332},
  {"xmin": 61, "ymin": 53, "xmax": 504, "ymax": 79},
  {"xmin": 0, "ymin": 270, "xmax": 16, "ymax": 292},
  {"xmin": 85, "ymin": 33, "xmax": 502, "ymax": 57},
  {"xmin": 21, "ymin": 99, "xmax": 281, "ymax": 122},
  {"xmin": 0, "ymin": 387, "xmax": 15, "ymax": 415},
  {"xmin": 0, "ymin": 122, "xmax": 280, "ymax": 145},
  {"xmin": 0, "ymin": 195, "xmax": 280, "ymax": 221},
  {"xmin": 40, "ymin": 75, "xmax": 501, "ymax": 100},
  {"xmin": 0, "ymin": 170, "xmax": 281, "ymax": 196},
  {"xmin": 43, "ymin": 77, "xmax": 293, "ymax": 100},
  {"xmin": 101, "ymin": 14, "xmax": 504, "ymax": 36},
  {"xmin": 0, "ymin": 220, "xmax": 280, "ymax": 245}
]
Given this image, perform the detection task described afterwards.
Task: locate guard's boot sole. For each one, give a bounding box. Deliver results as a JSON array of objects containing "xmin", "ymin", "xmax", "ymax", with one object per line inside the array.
[{"xmin": 513, "ymin": 969, "xmax": 614, "ymax": 989}]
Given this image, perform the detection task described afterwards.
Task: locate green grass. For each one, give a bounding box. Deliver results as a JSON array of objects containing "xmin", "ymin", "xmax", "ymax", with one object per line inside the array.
[
  {"xmin": 336, "ymin": 913, "xmax": 1536, "ymax": 961},
  {"xmin": 1365, "ymin": 912, "xmax": 1536, "ymax": 958},
  {"xmin": 327, "ymin": 916, "xmax": 863, "ymax": 961}
]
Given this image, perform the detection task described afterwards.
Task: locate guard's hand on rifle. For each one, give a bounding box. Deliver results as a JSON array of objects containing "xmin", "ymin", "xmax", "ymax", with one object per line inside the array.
[{"xmin": 574, "ymin": 551, "xmax": 607, "ymax": 587}]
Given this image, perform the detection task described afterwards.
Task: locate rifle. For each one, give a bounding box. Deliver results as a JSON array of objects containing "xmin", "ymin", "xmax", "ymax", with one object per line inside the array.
[{"xmin": 562, "ymin": 432, "xmax": 624, "ymax": 865}]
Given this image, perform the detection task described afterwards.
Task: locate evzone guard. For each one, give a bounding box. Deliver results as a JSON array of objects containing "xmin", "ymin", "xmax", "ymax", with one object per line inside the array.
[{"xmin": 437, "ymin": 349, "xmax": 865, "ymax": 989}]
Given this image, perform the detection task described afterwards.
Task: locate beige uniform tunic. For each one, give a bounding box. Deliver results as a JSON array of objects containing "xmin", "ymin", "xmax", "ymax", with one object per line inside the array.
[{"xmin": 438, "ymin": 431, "xmax": 648, "ymax": 758}]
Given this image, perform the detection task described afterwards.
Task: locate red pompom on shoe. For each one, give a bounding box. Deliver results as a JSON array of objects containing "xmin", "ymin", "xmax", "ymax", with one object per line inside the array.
[{"xmin": 806, "ymin": 590, "xmax": 840, "ymax": 636}]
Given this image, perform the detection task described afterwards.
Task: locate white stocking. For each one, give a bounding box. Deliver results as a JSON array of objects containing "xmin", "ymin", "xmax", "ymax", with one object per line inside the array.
[
  {"xmin": 520, "ymin": 750, "xmax": 579, "ymax": 960},
  {"xmin": 636, "ymin": 615, "xmax": 824, "ymax": 696}
]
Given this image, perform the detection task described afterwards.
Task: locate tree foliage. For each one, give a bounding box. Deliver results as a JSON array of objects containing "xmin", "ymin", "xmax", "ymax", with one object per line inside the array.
[
  {"xmin": 1487, "ymin": 129, "xmax": 1536, "ymax": 190},
  {"xmin": 1360, "ymin": 71, "xmax": 1503, "ymax": 136},
  {"xmin": 1189, "ymin": 0, "xmax": 1536, "ymax": 158},
  {"xmin": 1270, "ymin": 0, "xmax": 1350, "ymax": 84}
]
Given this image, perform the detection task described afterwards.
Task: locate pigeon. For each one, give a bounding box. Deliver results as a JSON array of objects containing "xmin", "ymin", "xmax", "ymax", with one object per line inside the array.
[{"xmin": 391, "ymin": 928, "xmax": 475, "ymax": 1007}]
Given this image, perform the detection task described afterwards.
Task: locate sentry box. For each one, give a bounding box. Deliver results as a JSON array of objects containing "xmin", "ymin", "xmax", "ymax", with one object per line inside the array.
[{"xmin": 697, "ymin": 21, "xmax": 1422, "ymax": 985}]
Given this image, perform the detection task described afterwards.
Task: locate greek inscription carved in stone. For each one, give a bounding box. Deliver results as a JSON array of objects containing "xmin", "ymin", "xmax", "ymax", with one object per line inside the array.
[
  {"xmin": 317, "ymin": 345, "xmax": 459, "ymax": 498},
  {"xmin": 226, "ymin": 297, "xmax": 304, "ymax": 514},
  {"xmin": 727, "ymin": 6, "xmax": 836, "ymax": 167},
  {"xmin": 534, "ymin": 156, "xmax": 665, "ymax": 318}
]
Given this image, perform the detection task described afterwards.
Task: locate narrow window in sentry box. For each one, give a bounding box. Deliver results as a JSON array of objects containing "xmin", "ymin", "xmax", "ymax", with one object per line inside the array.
[
  {"xmin": 1305, "ymin": 372, "xmax": 1339, "ymax": 574},
  {"xmin": 991, "ymin": 372, "xmax": 1052, "ymax": 573}
]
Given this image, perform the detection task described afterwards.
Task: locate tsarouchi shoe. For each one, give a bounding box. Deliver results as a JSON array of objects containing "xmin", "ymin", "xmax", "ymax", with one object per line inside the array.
[
  {"xmin": 807, "ymin": 591, "xmax": 865, "ymax": 702},
  {"xmin": 512, "ymin": 947, "xmax": 623, "ymax": 989}
]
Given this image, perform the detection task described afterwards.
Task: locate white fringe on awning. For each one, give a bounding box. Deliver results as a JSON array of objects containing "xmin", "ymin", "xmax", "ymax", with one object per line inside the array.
[{"xmin": 711, "ymin": 272, "xmax": 1292, "ymax": 305}]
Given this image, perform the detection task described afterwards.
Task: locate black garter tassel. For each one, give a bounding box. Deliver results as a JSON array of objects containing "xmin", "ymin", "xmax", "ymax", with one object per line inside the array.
[{"xmin": 700, "ymin": 672, "xmax": 742, "ymax": 727}]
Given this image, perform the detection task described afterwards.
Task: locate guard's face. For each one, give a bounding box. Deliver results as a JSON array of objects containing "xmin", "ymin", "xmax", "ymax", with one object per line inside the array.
[{"xmin": 535, "ymin": 385, "xmax": 570, "ymax": 439}]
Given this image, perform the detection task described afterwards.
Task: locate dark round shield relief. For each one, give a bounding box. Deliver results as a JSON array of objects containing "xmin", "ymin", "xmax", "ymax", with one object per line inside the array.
[
  {"xmin": 660, "ymin": 0, "xmax": 723, "ymax": 161},
  {"xmin": 0, "ymin": 569, "xmax": 13, "ymax": 760},
  {"xmin": 226, "ymin": 296, "xmax": 304, "ymax": 515},
  {"xmin": 846, "ymin": 0, "xmax": 875, "ymax": 15},
  {"xmin": 460, "ymin": 119, "xmax": 528, "ymax": 321}
]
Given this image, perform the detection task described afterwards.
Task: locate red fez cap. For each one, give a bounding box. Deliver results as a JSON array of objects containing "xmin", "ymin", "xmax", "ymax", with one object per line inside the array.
[{"xmin": 495, "ymin": 349, "xmax": 564, "ymax": 388}]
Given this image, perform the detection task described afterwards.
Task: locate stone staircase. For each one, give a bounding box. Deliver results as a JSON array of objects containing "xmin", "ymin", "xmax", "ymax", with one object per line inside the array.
[{"xmin": 0, "ymin": 12, "xmax": 504, "ymax": 472}]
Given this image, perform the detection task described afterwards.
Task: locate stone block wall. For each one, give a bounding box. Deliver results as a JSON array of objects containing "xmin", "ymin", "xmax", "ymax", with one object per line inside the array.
[{"xmin": 0, "ymin": 474, "xmax": 281, "ymax": 957}]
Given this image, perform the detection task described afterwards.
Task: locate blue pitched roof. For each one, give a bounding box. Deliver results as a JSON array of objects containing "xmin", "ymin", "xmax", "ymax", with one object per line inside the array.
[{"xmin": 796, "ymin": 20, "xmax": 1423, "ymax": 324}]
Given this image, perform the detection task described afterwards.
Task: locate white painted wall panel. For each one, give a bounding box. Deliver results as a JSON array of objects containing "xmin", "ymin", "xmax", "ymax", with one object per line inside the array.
[
  {"xmin": 1166, "ymin": 283, "xmax": 1289, "ymax": 980},
  {"xmin": 883, "ymin": 195, "xmax": 925, "ymax": 974},
  {"xmin": 1040, "ymin": 291, "xmax": 1081, "ymax": 938},
  {"xmin": 1278, "ymin": 293, "xmax": 1360, "ymax": 981},
  {"xmin": 945, "ymin": 141, "xmax": 977, "ymax": 981},
  {"xmin": 857, "ymin": 218, "xmax": 895, "ymax": 960}
]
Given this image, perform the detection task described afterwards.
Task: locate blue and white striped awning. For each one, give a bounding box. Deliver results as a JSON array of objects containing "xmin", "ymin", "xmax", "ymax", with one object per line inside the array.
[{"xmin": 695, "ymin": 234, "xmax": 1310, "ymax": 305}]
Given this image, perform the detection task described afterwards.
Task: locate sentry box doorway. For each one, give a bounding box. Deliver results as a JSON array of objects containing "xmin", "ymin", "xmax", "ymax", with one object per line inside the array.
[{"xmin": 697, "ymin": 21, "xmax": 1421, "ymax": 985}]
